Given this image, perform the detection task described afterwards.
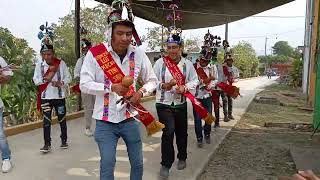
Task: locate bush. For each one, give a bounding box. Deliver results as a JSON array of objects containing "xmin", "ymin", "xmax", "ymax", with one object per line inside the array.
[{"xmin": 289, "ymin": 59, "xmax": 303, "ymax": 87}]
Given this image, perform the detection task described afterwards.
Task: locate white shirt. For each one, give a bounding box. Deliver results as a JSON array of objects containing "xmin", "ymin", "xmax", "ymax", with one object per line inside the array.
[
  {"xmin": 153, "ymin": 57, "xmax": 199, "ymax": 106},
  {"xmin": 0, "ymin": 57, "xmax": 13, "ymax": 108},
  {"xmin": 194, "ymin": 62, "xmax": 218, "ymax": 99},
  {"xmin": 74, "ymin": 56, "xmax": 84, "ymax": 79},
  {"xmin": 222, "ymin": 65, "xmax": 240, "ymax": 83},
  {"xmin": 33, "ymin": 59, "xmax": 71, "ymax": 99},
  {"xmin": 80, "ymin": 43, "xmax": 157, "ymax": 123}
]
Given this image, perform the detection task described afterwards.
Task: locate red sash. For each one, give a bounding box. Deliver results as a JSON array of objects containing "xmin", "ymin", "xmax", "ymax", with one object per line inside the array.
[
  {"xmin": 37, "ymin": 58, "xmax": 61, "ymax": 111},
  {"xmin": 90, "ymin": 44, "xmax": 164, "ymax": 135},
  {"xmin": 163, "ymin": 56, "xmax": 214, "ymax": 125},
  {"xmin": 71, "ymin": 84, "xmax": 81, "ymax": 94},
  {"xmin": 194, "ymin": 63, "xmax": 240, "ymax": 99},
  {"xmin": 223, "ymin": 65, "xmax": 233, "ymax": 85}
]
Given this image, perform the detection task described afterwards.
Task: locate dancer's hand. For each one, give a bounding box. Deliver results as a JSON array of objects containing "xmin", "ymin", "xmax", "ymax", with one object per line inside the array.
[
  {"xmin": 129, "ymin": 91, "xmax": 143, "ymax": 106},
  {"xmin": 111, "ymin": 83, "xmax": 129, "ymax": 96}
]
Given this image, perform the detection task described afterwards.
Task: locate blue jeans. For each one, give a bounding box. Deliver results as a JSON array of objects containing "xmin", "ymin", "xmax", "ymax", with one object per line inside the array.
[
  {"xmin": 94, "ymin": 119, "xmax": 143, "ymax": 180},
  {"xmin": 192, "ymin": 97, "xmax": 212, "ymax": 140},
  {"xmin": 0, "ymin": 108, "xmax": 11, "ymax": 160}
]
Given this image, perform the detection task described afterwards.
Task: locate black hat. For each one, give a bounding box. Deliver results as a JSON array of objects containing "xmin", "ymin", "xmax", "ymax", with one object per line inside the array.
[{"xmin": 81, "ymin": 38, "xmax": 92, "ymax": 48}]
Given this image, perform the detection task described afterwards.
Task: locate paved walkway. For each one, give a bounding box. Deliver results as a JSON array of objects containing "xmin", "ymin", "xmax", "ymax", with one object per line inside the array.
[{"xmin": 1, "ymin": 76, "xmax": 277, "ymax": 180}]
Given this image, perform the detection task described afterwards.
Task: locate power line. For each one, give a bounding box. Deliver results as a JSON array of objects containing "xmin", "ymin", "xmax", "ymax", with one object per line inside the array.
[
  {"xmin": 132, "ymin": 3, "xmax": 305, "ymax": 19},
  {"xmin": 230, "ymin": 28, "xmax": 304, "ymax": 39},
  {"xmin": 69, "ymin": 0, "xmax": 74, "ymax": 14}
]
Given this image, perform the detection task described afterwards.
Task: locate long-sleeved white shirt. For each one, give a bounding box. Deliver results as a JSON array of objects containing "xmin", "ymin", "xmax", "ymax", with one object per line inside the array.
[
  {"xmin": 222, "ymin": 65, "xmax": 240, "ymax": 83},
  {"xmin": 33, "ymin": 59, "xmax": 71, "ymax": 99},
  {"xmin": 80, "ymin": 43, "xmax": 157, "ymax": 123},
  {"xmin": 153, "ymin": 57, "xmax": 199, "ymax": 106},
  {"xmin": 194, "ymin": 62, "xmax": 218, "ymax": 99},
  {"xmin": 74, "ymin": 56, "xmax": 84, "ymax": 79},
  {"xmin": 0, "ymin": 57, "xmax": 13, "ymax": 108}
]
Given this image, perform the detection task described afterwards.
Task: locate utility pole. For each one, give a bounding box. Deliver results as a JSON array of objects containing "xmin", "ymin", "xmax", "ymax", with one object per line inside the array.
[
  {"xmin": 225, "ymin": 23, "xmax": 229, "ymax": 41},
  {"xmin": 264, "ymin": 37, "xmax": 268, "ymax": 74},
  {"xmin": 161, "ymin": 24, "xmax": 164, "ymax": 50},
  {"xmin": 75, "ymin": 0, "xmax": 82, "ymax": 111},
  {"xmin": 75, "ymin": 0, "xmax": 80, "ymax": 59},
  {"xmin": 264, "ymin": 37, "xmax": 268, "ymax": 56}
]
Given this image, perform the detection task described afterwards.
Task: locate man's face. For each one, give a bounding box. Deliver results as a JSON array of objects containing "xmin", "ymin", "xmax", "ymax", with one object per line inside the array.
[
  {"xmin": 111, "ymin": 25, "xmax": 133, "ymax": 52},
  {"xmin": 167, "ymin": 43, "xmax": 181, "ymax": 60},
  {"xmin": 199, "ymin": 58, "xmax": 209, "ymax": 67},
  {"xmin": 41, "ymin": 50, "xmax": 54, "ymax": 63},
  {"xmin": 226, "ymin": 59, "xmax": 233, "ymax": 66},
  {"xmin": 81, "ymin": 47, "xmax": 90, "ymax": 55}
]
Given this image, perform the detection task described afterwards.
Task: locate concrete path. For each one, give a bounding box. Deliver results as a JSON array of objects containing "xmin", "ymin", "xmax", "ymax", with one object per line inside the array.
[{"xmin": 1, "ymin": 76, "xmax": 277, "ymax": 180}]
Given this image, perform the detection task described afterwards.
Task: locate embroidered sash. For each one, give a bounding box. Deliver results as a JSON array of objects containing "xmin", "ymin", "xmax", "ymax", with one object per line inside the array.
[
  {"xmin": 90, "ymin": 44, "xmax": 164, "ymax": 135},
  {"xmin": 163, "ymin": 56, "xmax": 214, "ymax": 125},
  {"xmin": 195, "ymin": 63, "xmax": 240, "ymax": 99},
  {"xmin": 37, "ymin": 58, "xmax": 61, "ymax": 111}
]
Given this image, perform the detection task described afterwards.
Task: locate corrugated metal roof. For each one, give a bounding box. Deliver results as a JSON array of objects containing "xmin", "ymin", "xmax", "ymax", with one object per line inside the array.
[{"xmin": 95, "ymin": 0, "xmax": 293, "ymax": 29}]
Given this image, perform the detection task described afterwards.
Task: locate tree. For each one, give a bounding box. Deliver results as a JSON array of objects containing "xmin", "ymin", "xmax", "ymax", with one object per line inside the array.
[
  {"xmin": 142, "ymin": 26, "xmax": 169, "ymax": 51},
  {"xmin": 184, "ymin": 37, "xmax": 200, "ymax": 52},
  {"xmin": 232, "ymin": 41, "xmax": 259, "ymax": 77},
  {"xmin": 258, "ymin": 55, "xmax": 291, "ymax": 65},
  {"xmin": 290, "ymin": 58, "xmax": 303, "ymax": 87},
  {"xmin": 0, "ymin": 27, "xmax": 35, "ymax": 64},
  {"xmin": 272, "ymin": 41, "xmax": 294, "ymax": 57},
  {"xmin": 53, "ymin": 4, "xmax": 109, "ymax": 67}
]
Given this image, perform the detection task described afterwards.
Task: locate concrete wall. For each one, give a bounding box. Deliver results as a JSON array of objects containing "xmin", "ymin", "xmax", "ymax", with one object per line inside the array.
[{"xmin": 303, "ymin": 0, "xmax": 312, "ymax": 94}]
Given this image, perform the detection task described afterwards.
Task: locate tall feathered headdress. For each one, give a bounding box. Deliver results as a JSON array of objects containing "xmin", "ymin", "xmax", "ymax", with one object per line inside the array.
[
  {"xmin": 105, "ymin": 0, "xmax": 141, "ymax": 46},
  {"xmin": 200, "ymin": 30, "xmax": 221, "ymax": 61},
  {"xmin": 37, "ymin": 22, "xmax": 54, "ymax": 52},
  {"xmin": 166, "ymin": 3, "xmax": 183, "ymax": 45}
]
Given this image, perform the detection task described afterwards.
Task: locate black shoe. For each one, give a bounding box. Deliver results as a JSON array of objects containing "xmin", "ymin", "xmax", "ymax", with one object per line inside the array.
[
  {"xmin": 224, "ymin": 116, "xmax": 230, "ymax": 122},
  {"xmin": 197, "ymin": 139, "xmax": 203, "ymax": 148},
  {"xmin": 177, "ymin": 160, "xmax": 186, "ymax": 170},
  {"xmin": 228, "ymin": 115, "xmax": 235, "ymax": 120},
  {"xmin": 205, "ymin": 135, "xmax": 211, "ymax": 144},
  {"xmin": 214, "ymin": 123, "xmax": 220, "ymax": 128},
  {"xmin": 159, "ymin": 166, "xmax": 169, "ymax": 178},
  {"xmin": 40, "ymin": 145, "xmax": 51, "ymax": 153},
  {"xmin": 60, "ymin": 142, "xmax": 69, "ymax": 149}
]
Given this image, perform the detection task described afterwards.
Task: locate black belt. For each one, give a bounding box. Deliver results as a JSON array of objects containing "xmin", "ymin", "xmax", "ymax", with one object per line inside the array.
[{"xmin": 98, "ymin": 117, "xmax": 135, "ymax": 124}]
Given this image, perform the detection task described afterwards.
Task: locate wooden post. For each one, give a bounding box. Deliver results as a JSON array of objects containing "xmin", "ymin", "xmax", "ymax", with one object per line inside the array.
[
  {"xmin": 308, "ymin": 0, "xmax": 319, "ymax": 107},
  {"xmin": 313, "ymin": 0, "xmax": 320, "ymax": 129}
]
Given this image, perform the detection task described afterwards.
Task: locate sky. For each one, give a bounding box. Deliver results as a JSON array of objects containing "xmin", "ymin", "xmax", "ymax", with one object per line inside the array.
[{"xmin": 0, "ymin": 0, "xmax": 306, "ymax": 56}]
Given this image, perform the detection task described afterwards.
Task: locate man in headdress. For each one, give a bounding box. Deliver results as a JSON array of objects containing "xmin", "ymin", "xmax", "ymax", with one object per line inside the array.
[
  {"xmin": 221, "ymin": 55, "xmax": 239, "ymax": 120},
  {"xmin": 74, "ymin": 38, "xmax": 95, "ymax": 136},
  {"xmin": 153, "ymin": 4, "xmax": 214, "ymax": 178},
  {"xmin": 193, "ymin": 45, "xmax": 218, "ymax": 148},
  {"xmin": 33, "ymin": 36, "xmax": 71, "ymax": 153},
  {"xmin": 80, "ymin": 1, "xmax": 159, "ymax": 179},
  {"xmin": 153, "ymin": 32, "xmax": 199, "ymax": 178},
  {"xmin": 0, "ymin": 55, "xmax": 13, "ymax": 172}
]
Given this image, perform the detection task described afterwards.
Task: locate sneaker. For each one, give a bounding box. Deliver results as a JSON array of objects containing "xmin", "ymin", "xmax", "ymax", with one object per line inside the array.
[
  {"xmin": 228, "ymin": 115, "xmax": 235, "ymax": 120},
  {"xmin": 159, "ymin": 166, "xmax": 169, "ymax": 178},
  {"xmin": 2, "ymin": 159, "xmax": 12, "ymax": 173},
  {"xmin": 60, "ymin": 142, "xmax": 69, "ymax": 149},
  {"xmin": 84, "ymin": 129, "xmax": 93, "ymax": 137},
  {"xmin": 177, "ymin": 160, "xmax": 186, "ymax": 170},
  {"xmin": 223, "ymin": 116, "xmax": 230, "ymax": 122},
  {"xmin": 197, "ymin": 139, "xmax": 203, "ymax": 148},
  {"xmin": 40, "ymin": 145, "xmax": 51, "ymax": 153},
  {"xmin": 205, "ymin": 135, "xmax": 211, "ymax": 144},
  {"xmin": 214, "ymin": 123, "xmax": 220, "ymax": 128}
]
